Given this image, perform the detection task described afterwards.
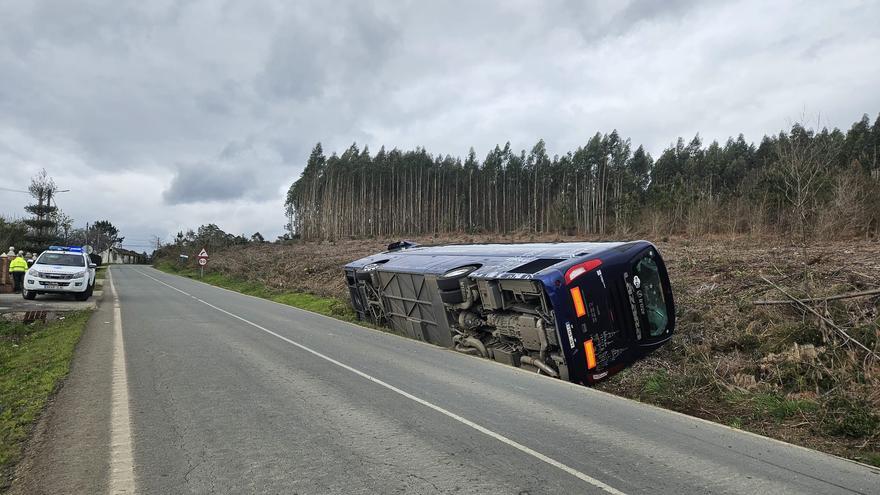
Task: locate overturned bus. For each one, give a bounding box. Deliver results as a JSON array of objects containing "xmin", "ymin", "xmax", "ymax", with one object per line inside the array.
[{"xmin": 344, "ymin": 240, "xmax": 675, "ymax": 384}]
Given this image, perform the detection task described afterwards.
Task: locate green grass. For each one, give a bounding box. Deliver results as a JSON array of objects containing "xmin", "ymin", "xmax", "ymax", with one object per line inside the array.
[
  {"xmin": 858, "ymin": 452, "xmax": 880, "ymax": 468},
  {"xmin": 269, "ymin": 293, "xmax": 356, "ymax": 321},
  {"xmin": 821, "ymin": 396, "xmax": 880, "ymax": 438},
  {"xmin": 636, "ymin": 368, "xmax": 715, "ymax": 412},
  {"xmin": 727, "ymin": 417, "xmax": 744, "ymax": 429},
  {"xmin": 753, "ymin": 393, "xmax": 819, "ymax": 421},
  {"xmin": 0, "ymin": 311, "xmax": 92, "ymax": 483},
  {"xmin": 728, "ymin": 391, "xmax": 819, "ymax": 422},
  {"xmin": 94, "ymin": 265, "xmax": 108, "ymax": 281},
  {"xmin": 155, "ymin": 262, "xmax": 358, "ymax": 322},
  {"xmin": 641, "ymin": 370, "xmax": 669, "ymax": 396}
]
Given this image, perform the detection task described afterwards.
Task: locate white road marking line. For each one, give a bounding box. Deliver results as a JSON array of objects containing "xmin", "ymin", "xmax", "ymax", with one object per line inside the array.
[
  {"xmin": 133, "ymin": 268, "xmax": 627, "ymax": 495},
  {"xmin": 108, "ymin": 270, "xmax": 136, "ymax": 494}
]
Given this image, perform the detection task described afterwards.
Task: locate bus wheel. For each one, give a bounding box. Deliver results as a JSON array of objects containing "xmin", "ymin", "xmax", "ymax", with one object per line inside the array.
[
  {"xmin": 439, "ymin": 288, "xmax": 464, "ymax": 305},
  {"xmin": 436, "ymin": 265, "xmax": 479, "ymax": 291}
]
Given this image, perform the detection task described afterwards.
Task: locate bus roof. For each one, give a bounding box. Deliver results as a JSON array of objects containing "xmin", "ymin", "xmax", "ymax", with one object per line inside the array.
[{"xmin": 345, "ymin": 241, "xmax": 645, "ymax": 280}]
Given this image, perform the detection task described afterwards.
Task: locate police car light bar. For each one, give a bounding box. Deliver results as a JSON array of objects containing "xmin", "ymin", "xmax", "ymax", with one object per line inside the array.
[{"xmin": 48, "ymin": 246, "xmax": 84, "ymax": 253}]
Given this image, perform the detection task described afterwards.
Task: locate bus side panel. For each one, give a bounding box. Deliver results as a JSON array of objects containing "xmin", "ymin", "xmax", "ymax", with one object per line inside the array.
[{"xmin": 374, "ymin": 270, "xmax": 455, "ymax": 348}]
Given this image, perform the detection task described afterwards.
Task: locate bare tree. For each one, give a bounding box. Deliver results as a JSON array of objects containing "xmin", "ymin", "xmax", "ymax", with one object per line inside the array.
[
  {"xmin": 23, "ymin": 169, "xmax": 59, "ymax": 250},
  {"xmin": 774, "ymin": 122, "xmax": 839, "ymax": 264},
  {"xmin": 51, "ymin": 211, "xmax": 74, "ymax": 243}
]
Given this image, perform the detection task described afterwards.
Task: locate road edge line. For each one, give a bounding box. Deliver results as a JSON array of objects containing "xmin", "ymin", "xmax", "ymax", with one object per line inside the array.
[{"xmin": 108, "ymin": 269, "xmax": 136, "ymax": 494}]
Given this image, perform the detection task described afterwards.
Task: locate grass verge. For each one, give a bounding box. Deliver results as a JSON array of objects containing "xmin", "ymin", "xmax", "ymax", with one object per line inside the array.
[
  {"xmin": 155, "ymin": 262, "xmax": 357, "ymax": 322},
  {"xmin": 0, "ymin": 311, "xmax": 92, "ymax": 487}
]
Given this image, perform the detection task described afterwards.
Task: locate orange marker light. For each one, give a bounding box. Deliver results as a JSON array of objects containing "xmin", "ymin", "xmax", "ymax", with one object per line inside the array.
[
  {"xmin": 584, "ymin": 339, "xmax": 597, "ymax": 369},
  {"xmin": 570, "ymin": 287, "xmax": 586, "ymax": 317}
]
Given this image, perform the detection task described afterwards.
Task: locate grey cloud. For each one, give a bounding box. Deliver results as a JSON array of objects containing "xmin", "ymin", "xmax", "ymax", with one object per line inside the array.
[
  {"xmin": 163, "ymin": 138, "xmax": 285, "ymax": 205},
  {"xmin": 163, "ymin": 163, "xmax": 245, "ymax": 204},
  {"xmin": 256, "ymin": 2, "xmax": 399, "ymax": 102},
  {"xmin": 608, "ymin": 0, "xmax": 699, "ymax": 28}
]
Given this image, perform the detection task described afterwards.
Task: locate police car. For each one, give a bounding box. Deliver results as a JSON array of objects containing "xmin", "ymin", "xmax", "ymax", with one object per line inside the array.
[{"xmin": 23, "ymin": 246, "xmax": 97, "ymax": 301}]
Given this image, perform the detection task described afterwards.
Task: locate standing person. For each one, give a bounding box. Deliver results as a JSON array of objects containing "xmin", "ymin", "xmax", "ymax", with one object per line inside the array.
[{"xmin": 9, "ymin": 251, "xmax": 28, "ymax": 292}]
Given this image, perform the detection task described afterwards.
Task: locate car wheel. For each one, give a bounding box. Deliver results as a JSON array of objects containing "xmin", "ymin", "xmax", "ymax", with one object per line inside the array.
[
  {"xmin": 23, "ymin": 289, "xmax": 36, "ymax": 300},
  {"xmin": 75, "ymin": 287, "xmax": 92, "ymax": 301}
]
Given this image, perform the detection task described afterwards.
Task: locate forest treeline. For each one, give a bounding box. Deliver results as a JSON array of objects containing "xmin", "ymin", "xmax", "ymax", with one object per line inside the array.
[{"xmin": 285, "ymin": 114, "xmax": 880, "ymax": 241}]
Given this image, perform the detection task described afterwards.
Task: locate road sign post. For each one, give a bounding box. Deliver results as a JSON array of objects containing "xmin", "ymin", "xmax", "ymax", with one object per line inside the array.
[{"xmin": 197, "ymin": 248, "xmax": 209, "ymax": 278}]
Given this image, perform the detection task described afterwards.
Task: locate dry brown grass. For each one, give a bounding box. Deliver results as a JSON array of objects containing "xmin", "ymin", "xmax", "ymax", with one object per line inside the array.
[{"xmin": 601, "ymin": 236, "xmax": 880, "ymax": 465}]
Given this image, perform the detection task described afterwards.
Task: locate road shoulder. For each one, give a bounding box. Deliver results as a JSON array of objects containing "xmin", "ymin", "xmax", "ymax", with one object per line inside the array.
[{"xmin": 7, "ymin": 275, "xmax": 114, "ymax": 495}]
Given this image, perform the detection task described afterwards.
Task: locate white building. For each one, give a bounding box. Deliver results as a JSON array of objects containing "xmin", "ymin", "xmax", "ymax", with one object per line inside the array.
[{"xmin": 99, "ymin": 247, "xmax": 144, "ymax": 264}]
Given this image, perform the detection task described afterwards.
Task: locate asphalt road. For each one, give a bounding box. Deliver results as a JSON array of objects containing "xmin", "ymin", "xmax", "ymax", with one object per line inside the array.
[{"xmin": 12, "ymin": 265, "xmax": 880, "ymax": 494}]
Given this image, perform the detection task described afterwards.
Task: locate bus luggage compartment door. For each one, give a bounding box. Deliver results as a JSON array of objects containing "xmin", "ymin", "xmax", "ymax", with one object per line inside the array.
[{"xmin": 373, "ymin": 270, "xmax": 455, "ymax": 348}]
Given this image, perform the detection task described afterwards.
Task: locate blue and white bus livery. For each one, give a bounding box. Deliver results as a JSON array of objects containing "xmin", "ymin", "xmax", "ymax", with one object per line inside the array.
[{"xmin": 344, "ymin": 240, "xmax": 675, "ymax": 385}]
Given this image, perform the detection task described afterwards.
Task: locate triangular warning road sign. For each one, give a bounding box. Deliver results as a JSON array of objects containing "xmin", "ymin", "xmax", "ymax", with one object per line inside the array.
[{"xmin": 198, "ymin": 248, "xmax": 208, "ymax": 257}]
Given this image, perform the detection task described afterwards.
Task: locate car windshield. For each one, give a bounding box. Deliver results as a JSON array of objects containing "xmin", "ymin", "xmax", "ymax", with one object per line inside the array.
[
  {"xmin": 36, "ymin": 253, "xmax": 85, "ymax": 267},
  {"xmin": 633, "ymin": 256, "xmax": 668, "ymax": 337}
]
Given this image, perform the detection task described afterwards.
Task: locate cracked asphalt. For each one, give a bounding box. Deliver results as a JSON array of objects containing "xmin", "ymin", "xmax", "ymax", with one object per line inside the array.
[{"xmin": 10, "ymin": 266, "xmax": 880, "ymax": 494}]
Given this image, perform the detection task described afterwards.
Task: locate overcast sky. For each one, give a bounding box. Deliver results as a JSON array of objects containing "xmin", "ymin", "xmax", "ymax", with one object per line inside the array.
[{"xmin": 1, "ymin": 0, "xmax": 878, "ymax": 249}]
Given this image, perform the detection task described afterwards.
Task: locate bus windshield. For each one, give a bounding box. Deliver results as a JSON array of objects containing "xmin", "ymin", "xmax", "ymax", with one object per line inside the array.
[{"xmin": 633, "ymin": 256, "xmax": 668, "ymax": 337}]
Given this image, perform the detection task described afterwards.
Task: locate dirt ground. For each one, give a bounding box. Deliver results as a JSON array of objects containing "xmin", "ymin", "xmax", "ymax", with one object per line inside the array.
[{"xmin": 177, "ymin": 234, "xmax": 880, "ymax": 465}]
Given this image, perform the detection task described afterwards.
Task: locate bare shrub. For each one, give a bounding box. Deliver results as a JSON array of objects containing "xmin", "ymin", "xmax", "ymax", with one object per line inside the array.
[{"xmin": 817, "ymin": 163, "xmax": 871, "ymax": 238}]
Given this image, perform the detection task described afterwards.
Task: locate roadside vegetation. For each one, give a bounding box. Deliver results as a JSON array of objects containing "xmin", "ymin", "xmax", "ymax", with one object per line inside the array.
[
  {"xmin": 154, "ymin": 262, "xmax": 357, "ymax": 323},
  {"xmin": 155, "ymin": 235, "xmax": 879, "ymax": 466},
  {"xmin": 0, "ymin": 311, "xmax": 92, "ymax": 488}
]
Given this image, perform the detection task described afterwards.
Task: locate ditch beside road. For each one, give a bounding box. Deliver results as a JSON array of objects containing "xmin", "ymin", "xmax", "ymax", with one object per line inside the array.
[{"xmin": 157, "ymin": 235, "xmax": 880, "ymax": 466}]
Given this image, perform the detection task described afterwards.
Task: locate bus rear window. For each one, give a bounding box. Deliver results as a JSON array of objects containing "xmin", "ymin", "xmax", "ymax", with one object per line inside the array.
[{"xmin": 633, "ymin": 256, "xmax": 668, "ymax": 337}]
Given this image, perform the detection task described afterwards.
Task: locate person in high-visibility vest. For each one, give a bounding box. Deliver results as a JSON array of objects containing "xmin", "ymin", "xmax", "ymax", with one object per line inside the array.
[{"xmin": 9, "ymin": 251, "xmax": 28, "ymax": 292}]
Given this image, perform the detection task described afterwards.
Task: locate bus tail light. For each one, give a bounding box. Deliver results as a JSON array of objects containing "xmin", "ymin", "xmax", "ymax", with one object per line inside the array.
[
  {"xmin": 570, "ymin": 286, "xmax": 586, "ymax": 317},
  {"xmin": 584, "ymin": 339, "xmax": 597, "ymax": 369},
  {"xmin": 565, "ymin": 259, "xmax": 602, "ymax": 284}
]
